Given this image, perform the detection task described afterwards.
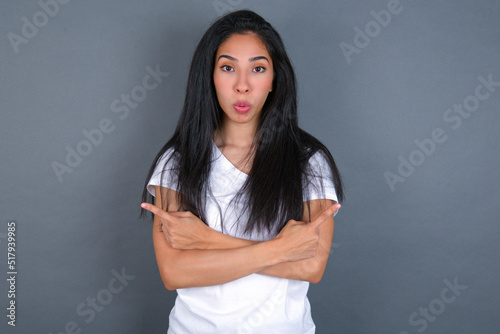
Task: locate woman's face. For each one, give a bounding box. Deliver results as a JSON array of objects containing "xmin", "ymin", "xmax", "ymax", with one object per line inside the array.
[{"xmin": 213, "ymin": 33, "xmax": 274, "ymax": 131}]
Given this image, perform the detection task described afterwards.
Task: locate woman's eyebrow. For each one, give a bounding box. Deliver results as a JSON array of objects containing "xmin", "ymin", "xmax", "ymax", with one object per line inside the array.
[
  {"xmin": 249, "ymin": 56, "xmax": 269, "ymax": 63},
  {"xmin": 217, "ymin": 54, "xmax": 237, "ymax": 62},
  {"xmin": 217, "ymin": 55, "xmax": 270, "ymax": 63}
]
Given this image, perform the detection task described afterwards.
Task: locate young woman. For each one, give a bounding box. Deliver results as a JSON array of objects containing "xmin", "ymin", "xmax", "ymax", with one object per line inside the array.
[{"xmin": 140, "ymin": 10, "xmax": 344, "ymax": 334}]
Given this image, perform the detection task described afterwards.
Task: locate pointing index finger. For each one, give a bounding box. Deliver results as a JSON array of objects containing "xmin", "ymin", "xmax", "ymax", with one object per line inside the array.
[
  {"xmin": 311, "ymin": 203, "xmax": 341, "ymax": 228},
  {"xmin": 141, "ymin": 202, "xmax": 170, "ymax": 219}
]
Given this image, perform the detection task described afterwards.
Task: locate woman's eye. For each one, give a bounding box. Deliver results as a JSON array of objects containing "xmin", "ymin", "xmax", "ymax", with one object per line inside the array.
[
  {"xmin": 221, "ymin": 65, "xmax": 233, "ymax": 72},
  {"xmin": 253, "ymin": 66, "xmax": 266, "ymax": 73}
]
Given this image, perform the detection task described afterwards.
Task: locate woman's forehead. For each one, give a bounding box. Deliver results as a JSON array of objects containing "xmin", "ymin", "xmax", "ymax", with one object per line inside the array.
[{"xmin": 216, "ymin": 33, "xmax": 270, "ymax": 59}]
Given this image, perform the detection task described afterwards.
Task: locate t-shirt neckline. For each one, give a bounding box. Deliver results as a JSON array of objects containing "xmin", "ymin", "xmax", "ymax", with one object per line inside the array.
[{"xmin": 211, "ymin": 139, "xmax": 249, "ymax": 177}]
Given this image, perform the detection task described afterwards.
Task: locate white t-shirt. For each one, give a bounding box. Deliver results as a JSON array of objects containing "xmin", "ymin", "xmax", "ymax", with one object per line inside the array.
[{"xmin": 147, "ymin": 140, "xmax": 338, "ymax": 334}]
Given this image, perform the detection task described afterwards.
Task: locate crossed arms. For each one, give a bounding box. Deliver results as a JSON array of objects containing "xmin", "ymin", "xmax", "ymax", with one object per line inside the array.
[{"xmin": 141, "ymin": 185, "xmax": 340, "ymax": 290}]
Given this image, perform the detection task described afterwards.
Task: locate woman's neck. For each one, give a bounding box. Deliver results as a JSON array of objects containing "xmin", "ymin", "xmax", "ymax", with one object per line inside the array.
[{"xmin": 215, "ymin": 122, "xmax": 257, "ymax": 149}]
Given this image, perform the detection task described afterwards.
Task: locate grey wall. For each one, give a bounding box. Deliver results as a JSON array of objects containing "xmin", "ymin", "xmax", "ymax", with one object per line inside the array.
[{"xmin": 1, "ymin": 0, "xmax": 499, "ymax": 333}]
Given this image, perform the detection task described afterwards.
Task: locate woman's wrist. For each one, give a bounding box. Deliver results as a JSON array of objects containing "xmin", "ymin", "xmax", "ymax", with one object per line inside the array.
[
  {"xmin": 262, "ymin": 238, "xmax": 287, "ymax": 265},
  {"xmin": 197, "ymin": 224, "xmax": 217, "ymax": 249}
]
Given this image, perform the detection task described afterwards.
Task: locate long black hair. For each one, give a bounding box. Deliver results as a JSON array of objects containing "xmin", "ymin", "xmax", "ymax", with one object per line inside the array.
[{"xmin": 141, "ymin": 10, "xmax": 343, "ymax": 235}]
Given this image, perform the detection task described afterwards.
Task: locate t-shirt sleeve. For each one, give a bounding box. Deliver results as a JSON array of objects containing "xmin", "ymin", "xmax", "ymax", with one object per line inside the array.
[
  {"xmin": 302, "ymin": 151, "xmax": 339, "ymax": 213},
  {"xmin": 146, "ymin": 148, "xmax": 179, "ymax": 197}
]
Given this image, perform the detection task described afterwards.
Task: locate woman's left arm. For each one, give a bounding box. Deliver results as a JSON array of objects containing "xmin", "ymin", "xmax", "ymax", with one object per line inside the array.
[
  {"xmin": 257, "ymin": 199, "xmax": 335, "ymax": 283},
  {"xmin": 161, "ymin": 199, "xmax": 336, "ymax": 283}
]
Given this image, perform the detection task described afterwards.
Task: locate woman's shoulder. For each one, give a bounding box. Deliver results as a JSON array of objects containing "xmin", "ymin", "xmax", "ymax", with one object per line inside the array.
[
  {"xmin": 157, "ymin": 145, "xmax": 180, "ymax": 163},
  {"xmin": 150, "ymin": 146, "xmax": 181, "ymax": 179}
]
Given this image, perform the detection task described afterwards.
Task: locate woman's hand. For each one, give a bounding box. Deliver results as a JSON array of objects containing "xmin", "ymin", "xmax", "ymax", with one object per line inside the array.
[
  {"xmin": 274, "ymin": 203, "xmax": 340, "ymax": 262},
  {"xmin": 141, "ymin": 203, "xmax": 212, "ymax": 250}
]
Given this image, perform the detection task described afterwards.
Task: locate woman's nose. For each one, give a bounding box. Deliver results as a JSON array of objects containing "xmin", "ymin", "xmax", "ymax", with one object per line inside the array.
[{"xmin": 234, "ymin": 72, "xmax": 250, "ymax": 94}]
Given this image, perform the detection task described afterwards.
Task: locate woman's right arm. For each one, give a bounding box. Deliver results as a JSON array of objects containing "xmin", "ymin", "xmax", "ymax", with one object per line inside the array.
[{"xmin": 148, "ymin": 186, "xmax": 330, "ymax": 290}]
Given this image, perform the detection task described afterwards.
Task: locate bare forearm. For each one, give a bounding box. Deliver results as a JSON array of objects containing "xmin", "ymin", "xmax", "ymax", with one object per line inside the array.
[
  {"xmin": 203, "ymin": 229, "xmax": 323, "ymax": 282},
  {"xmin": 203, "ymin": 229, "xmax": 258, "ymax": 249},
  {"xmin": 159, "ymin": 239, "xmax": 282, "ymax": 290},
  {"xmin": 257, "ymin": 257, "xmax": 323, "ymax": 282}
]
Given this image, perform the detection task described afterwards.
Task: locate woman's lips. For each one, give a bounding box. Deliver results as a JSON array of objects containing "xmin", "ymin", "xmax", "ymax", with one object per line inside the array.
[{"xmin": 233, "ymin": 101, "xmax": 251, "ymax": 114}]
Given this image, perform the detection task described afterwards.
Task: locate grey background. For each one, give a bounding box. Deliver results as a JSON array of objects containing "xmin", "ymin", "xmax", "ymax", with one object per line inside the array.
[{"xmin": 1, "ymin": 0, "xmax": 499, "ymax": 333}]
